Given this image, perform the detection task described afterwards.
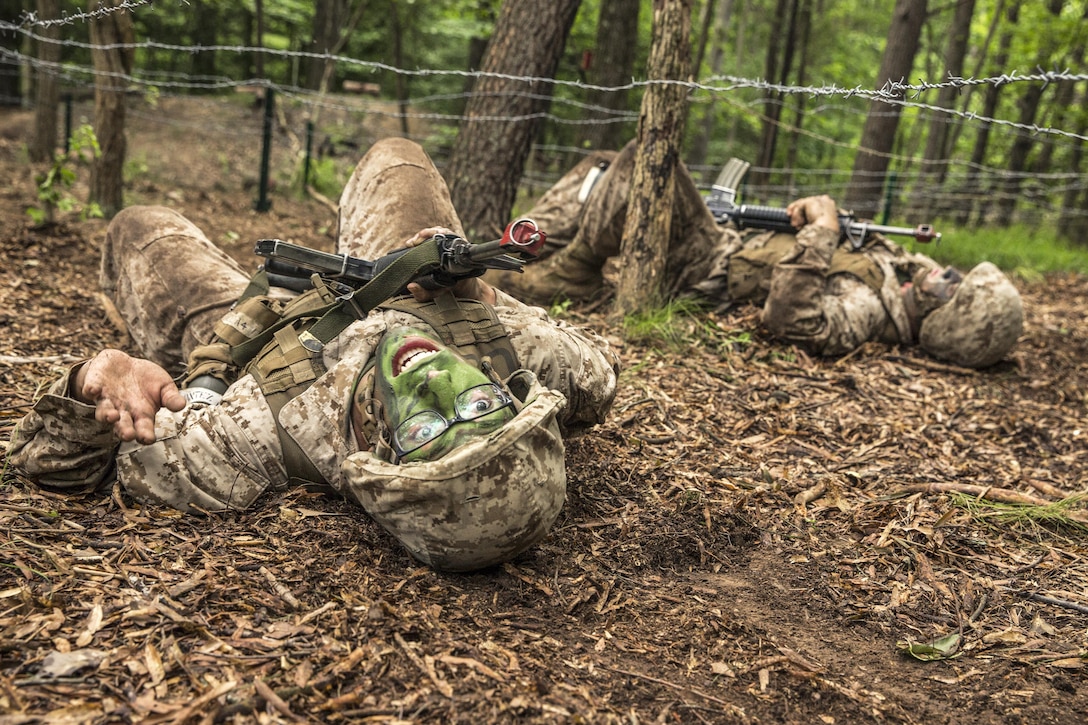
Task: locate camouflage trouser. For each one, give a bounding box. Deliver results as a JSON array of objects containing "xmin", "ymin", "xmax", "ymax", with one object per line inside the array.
[
  {"xmin": 100, "ymin": 138, "xmax": 463, "ymax": 376},
  {"xmin": 523, "ymin": 140, "xmax": 730, "ymax": 299}
]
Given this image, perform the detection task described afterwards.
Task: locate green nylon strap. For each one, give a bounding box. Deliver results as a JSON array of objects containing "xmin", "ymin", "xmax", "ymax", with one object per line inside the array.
[
  {"xmin": 237, "ymin": 267, "xmax": 272, "ymax": 303},
  {"xmin": 305, "ymin": 240, "xmax": 445, "ymax": 347}
]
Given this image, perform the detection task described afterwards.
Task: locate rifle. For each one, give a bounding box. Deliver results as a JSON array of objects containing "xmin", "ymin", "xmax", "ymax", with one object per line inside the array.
[
  {"xmin": 705, "ymin": 158, "xmax": 941, "ymax": 251},
  {"xmin": 254, "ymin": 218, "xmax": 547, "ymax": 294}
]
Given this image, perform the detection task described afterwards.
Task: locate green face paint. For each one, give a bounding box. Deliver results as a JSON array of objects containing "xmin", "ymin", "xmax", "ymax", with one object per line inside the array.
[{"xmin": 373, "ymin": 326, "xmax": 515, "ymax": 462}]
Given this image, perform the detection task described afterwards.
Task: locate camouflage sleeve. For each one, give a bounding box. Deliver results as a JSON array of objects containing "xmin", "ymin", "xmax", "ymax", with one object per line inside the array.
[
  {"xmin": 7, "ymin": 367, "xmax": 287, "ymax": 512},
  {"xmin": 760, "ymin": 225, "xmax": 888, "ymax": 356},
  {"xmin": 5, "ymin": 366, "xmax": 120, "ymax": 490},
  {"xmin": 114, "ymin": 375, "xmax": 287, "ymax": 512},
  {"xmin": 492, "ymin": 288, "xmax": 620, "ymax": 435}
]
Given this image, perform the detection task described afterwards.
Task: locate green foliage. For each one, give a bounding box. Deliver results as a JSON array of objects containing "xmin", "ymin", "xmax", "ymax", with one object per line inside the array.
[
  {"xmin": 295, "ymin": 154, "xmax": 352, "ymax": 199},
  {"xmin": 950, "ymin": 493, "xmax": 1088, "ymax": 534},
  {"xmin": 898, "ymin": 221, "xmax": 1088, "ymax": 277},
  {"xmin": 622, "ymin": 297, "xmax": 750, "ymax": 357},
  {"xmin": 27, "ymin": 124, "xmax": 104, "ymax": 227}
]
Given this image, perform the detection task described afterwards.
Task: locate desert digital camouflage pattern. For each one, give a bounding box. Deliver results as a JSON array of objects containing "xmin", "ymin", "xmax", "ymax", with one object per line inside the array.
[
  {"xmin": 342, "ymin": 373, "xmax": 567, "ymax": 572},
  {"xmin": 7, "ymin": 138, "xmax": 620, "ymax": 572},
  {"xmin": 501, "ymin": 138, "xmax": 1021, "ymax": 367},
  {"xmin": 919, "ymin": 261, "xmax": 1024, "ymax": 368}
]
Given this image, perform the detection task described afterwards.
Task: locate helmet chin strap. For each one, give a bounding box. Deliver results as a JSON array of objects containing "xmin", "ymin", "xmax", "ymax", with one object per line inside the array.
[{"xmin": 364, "ymin": 397, "xmax": 398, "ymax": 463}]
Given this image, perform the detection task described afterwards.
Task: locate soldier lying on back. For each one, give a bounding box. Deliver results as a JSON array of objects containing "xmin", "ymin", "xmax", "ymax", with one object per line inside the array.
[
  {"xmin": 493, "ymin": 141, "xmax": 1022, "ymax": 369},
  {"xmin": 8, "ymin": 138, "xmax": 620, "ymax": 572}
]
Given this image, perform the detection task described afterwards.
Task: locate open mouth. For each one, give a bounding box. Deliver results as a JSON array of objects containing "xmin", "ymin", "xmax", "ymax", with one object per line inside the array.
[{"xmin": 393, "ymin": 337, "xmax": 441, "ymax": 376}]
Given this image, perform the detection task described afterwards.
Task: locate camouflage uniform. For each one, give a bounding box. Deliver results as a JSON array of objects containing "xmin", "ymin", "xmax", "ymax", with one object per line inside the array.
[
  {"xmin": 8, "ymin": 138, "xmax": 619, "ymax": 517},
  {"xmin": 517, "ymin": 140, "xmax": 946, "ymax": 358}
]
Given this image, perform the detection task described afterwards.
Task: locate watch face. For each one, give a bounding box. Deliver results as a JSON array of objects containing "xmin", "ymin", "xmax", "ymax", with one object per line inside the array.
[{"xmin": 181, "ymin": 387, "xmax": 223, "ymax": 407}]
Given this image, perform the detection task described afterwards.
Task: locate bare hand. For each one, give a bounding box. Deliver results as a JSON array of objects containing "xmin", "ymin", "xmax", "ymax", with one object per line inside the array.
[
  {"xmin": 785, "ymin": 195, "xmax": 840, "ymax": 232},
  {"xmin": 73, "ymin": 349, "xmax": 187, "ymax": 444},
  {"xmin": 402, "ymin": 227, "xmax": 497, "ymax": 305}
]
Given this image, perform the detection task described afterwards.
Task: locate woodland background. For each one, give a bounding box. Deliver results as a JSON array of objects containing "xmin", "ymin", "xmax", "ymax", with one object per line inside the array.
[
  {"xmin": 2, "ymin": 0, "xmax": 1086, "ymax": 253},
  {"xmin": 2, "ymin": 1, "xmax": 1088, "ymax": 723}
]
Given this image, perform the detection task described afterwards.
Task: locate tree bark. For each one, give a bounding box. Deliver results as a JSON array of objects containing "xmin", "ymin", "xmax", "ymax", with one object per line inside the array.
[
  {"xmin": 88, "ymin": 0, "xmax": 135, "ymax": 218},
  {"xmin": 30, "ymin": 0, "xmax": 61, "ymax": 163},
  {"xmin": 613, "ymin": 0, "xmax": 692, "ymax": 317},
  {"xmin": 1059, "ymin": 92, "xmax": 1088, "ymax": 244},
  {"xmin": 993, "ymin": 0, "xmax": 1062, "ymax": 227},
  {"xmin": 189, "ymin": 0, "xmax": 219, "ymax": 85},
  {"xmin": 749, "ymin": 0, "xmax": 794, "ymax": 193},
  {"xmin": 690, "ymin": 0, "xmax": 735, "ymax": 178},
  {"xmin": 303, "ymin": 0, "xmax": 350, "ymax": 91},
  {"xmin": 955, "ymin": 0, "xmax": 1018, "ymax": 226},
  {"xmin": 842, "ymin": 0, "xmax": 927, "ymax": 219},
  {"xmin": 910, "ymin": 0, "xmax": 975, "ymax": 217},
  {"xmin": 577, "ymin": 0, "xmax": 642, "ymax": 153},
  {"xmin": 447, "ymin": 0, "xmax": 581, "ymax": 241},
  {"xmin": 0, "ymin": 0, "xmax": 24, "ymax": 107}
]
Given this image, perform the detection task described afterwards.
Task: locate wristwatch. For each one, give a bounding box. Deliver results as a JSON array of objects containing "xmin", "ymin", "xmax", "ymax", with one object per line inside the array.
[
  {"xmin": 181, "ymin": 386, "xmax": 223, "ymax": 407},
  {"xmin": 181, "ymin": 374, "xmax": 229, "ymax": 407}
]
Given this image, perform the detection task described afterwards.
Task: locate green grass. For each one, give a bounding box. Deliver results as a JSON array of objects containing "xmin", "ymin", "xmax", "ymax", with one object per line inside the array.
[
  {"xmin": 950, "ymin": 492, "xmax": 1088, "ymax": 534},
  {"xmin": 621, "ymin": 297, "xmax": 751, "ymax": 357},
  {"xmin": 896, "ymin": 221, "xmax": 1088, "ymax": 278}
]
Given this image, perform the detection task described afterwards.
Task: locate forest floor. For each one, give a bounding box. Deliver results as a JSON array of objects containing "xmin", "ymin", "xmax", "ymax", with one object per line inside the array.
[{"xmin": 2, "ymin": 97, "xmax": 1088, "ymax": 724}]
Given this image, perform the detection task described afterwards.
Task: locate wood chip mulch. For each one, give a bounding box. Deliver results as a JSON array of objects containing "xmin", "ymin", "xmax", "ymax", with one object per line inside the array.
[{"xmin": 2, "ymin": 131, "xmax": 1087, "ymax": 723}]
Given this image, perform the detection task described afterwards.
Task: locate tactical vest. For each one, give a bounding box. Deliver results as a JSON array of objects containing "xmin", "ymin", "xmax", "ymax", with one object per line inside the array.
[
  {"xmin": 727, "ymin": 232, "xmax": 886, "ymax": 305},
  {"xmin": 184, "ymin": 275, "xmax": 520, "ymax": 484}
]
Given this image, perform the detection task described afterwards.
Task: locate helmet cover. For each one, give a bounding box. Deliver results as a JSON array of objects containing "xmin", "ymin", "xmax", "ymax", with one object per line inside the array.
[
  {"xmin": 918, "ymin": 261, "xmax": 1023, "ymax": 368},
  {"xmin": 341, "ymin": 371, "xmax": 567, "ymax": 571}
]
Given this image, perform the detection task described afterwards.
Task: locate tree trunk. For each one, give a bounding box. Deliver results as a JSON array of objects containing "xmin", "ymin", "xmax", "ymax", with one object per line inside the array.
[
  {"xmin": 956, "ymin": 0, "xmax": 1018, "ymax": 226},
  {"xmin": 577, "ymin": 0, "xmax": 642, "ymax": 153},
  {"xmin": 993, "ymin": 0, "xmax": 1062, "ymax": 227},
  {"xmin": 842, "ymin": 0, "xmax": 927, "ymax": 219},
  {"xmin": 189, "ymin": 0, "xmax": 219, "ymax": 86},
  {"xmin": 447, "ymin": 0, "xmax": 581, "ymax": 241},
  {"xmin": 88, "ymin": 0, "xmax": 135, "ymax": 218},
  {"xmin": 749, "ymin": 0, "xmax": 792, "ymax": 193},
  {"xmin": 613, "ymin": 0, "xmax": 692, "ymax": 317},
  {"xmin": 30, "ymin": 0, "xmax": 61, "ymax": 163},
  {"xmin": 0, "ymin": 0, "xmax": 24, "ymax": 107},
  {"xmin": 782, "ymin": 0, "xmax": 812, "ymax": 198},
  {"xmin": 303, "ymin": 0, "xmax": 350, "ymax": 91},
  {"xmin": 1059, "ymin": 86, "xmax": 1088, "ymax": 244},
  {"xmin": 389, "ymin": 0, "xmax": 409, "ymax": 135},
  {"xmin": 910, "ymin": 0, "xmax": 975, "ymax": 217},
  {"xmin": 254, "ymin": 0, "xmax": 265, "ymax": 79}
]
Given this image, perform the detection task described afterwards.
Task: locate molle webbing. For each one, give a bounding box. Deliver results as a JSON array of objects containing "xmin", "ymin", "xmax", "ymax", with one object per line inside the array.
[
  {"xmin": 728, "ymin": 232, "xmax": 884, "ymax": 304},
  {"xmin": 379, "ymin": 293, "xmax": 520, "ymax": 380}
]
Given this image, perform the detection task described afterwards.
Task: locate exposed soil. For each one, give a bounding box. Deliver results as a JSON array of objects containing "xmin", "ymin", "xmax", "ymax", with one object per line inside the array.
[{"xmin": 1, "ymin": 98, "xmax": 1087, "ymax": 724}]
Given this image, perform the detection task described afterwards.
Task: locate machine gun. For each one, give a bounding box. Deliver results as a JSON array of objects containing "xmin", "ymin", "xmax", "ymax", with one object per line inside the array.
[
  {"xmin": 254, "ymin": 218, "xmax": 547, "ymax": 295},
  {"xmin": 705, "ymin": 158, "xmax": 941, "ymax": 251}
]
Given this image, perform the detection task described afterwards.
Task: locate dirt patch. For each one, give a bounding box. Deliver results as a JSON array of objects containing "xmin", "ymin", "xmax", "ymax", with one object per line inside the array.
[{"xmin": 2, "ymin": 99, "xmax": 1087, "ymax": 724}]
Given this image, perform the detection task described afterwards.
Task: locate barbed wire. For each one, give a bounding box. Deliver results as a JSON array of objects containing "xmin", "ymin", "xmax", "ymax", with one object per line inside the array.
[
  {"xmin": 13, "ymin": 0, "xmax": 160, "ymax": 29},
  {"xmin": 6, "ymin": 14, "xmax": 1086, "ymax": 225}
]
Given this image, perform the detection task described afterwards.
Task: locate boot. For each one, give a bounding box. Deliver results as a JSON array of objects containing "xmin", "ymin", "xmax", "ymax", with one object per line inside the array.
[{"xmin": 487, "ymin": 238, "xmax": 607, "ymax": 306}]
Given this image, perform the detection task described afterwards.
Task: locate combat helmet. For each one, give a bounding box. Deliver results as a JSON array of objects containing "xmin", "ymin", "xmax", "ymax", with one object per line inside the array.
[
  {"xmin": 918, "ymin": 261, "xmax": 1023, "ymax": 368},
  {"xmin": 341, "ymin": 370, "xmax": 567, "ymax": 572}
]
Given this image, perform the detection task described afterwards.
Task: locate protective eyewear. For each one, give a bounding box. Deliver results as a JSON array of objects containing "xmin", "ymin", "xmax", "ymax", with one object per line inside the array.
[{"xmin": 393, "ymin": 383, "xmax": 514, "ymax": 457}]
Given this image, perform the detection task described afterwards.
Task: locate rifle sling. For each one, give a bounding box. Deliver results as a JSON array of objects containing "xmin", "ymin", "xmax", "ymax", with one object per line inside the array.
[
  {"xmin": 303, "ymin": 241, "xmax": 445, "ymax": 349},
  {"xmin": 229, "ymin": 242, "xmax": 445, "ymax": 364}
]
